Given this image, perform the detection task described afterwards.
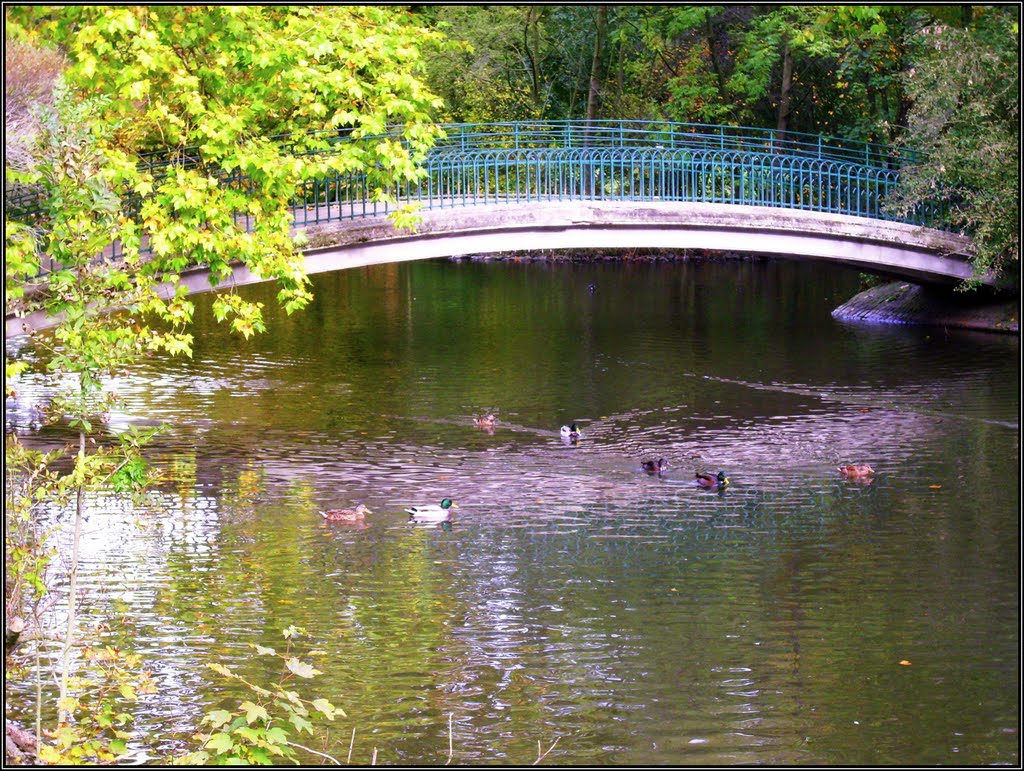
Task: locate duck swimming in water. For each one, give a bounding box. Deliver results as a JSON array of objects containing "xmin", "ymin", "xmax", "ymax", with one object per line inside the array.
[
  {"xmin": 405, "ymin": 497, "xmax": 457, "ymax": 523},
  {"xmin": 560, "ymin": 422, "xmax": 583, "ymax": 441},
  {"xmin": 641, "ymin": 457, "xmax": 669, "ymax": 475},
  {"xmin": 695, "ymin": 471, "xmax": 729, "ymax": 489},
  {"xmin": 320, "ymin": 504, "xmax": 372, "ymax": 522},
  {"xmin": 474, "ymin": 414, "xmax": 496, "ymax": 429},
  {"xmin": 838, "ymin": 463, "xmax": 874, "ymax": 478}
]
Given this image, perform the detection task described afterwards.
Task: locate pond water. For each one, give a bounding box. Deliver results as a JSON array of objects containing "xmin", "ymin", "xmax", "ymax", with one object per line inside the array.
[{"xmin": 6, "ymin": 257, "xmax": 1020, "ymax": 765}]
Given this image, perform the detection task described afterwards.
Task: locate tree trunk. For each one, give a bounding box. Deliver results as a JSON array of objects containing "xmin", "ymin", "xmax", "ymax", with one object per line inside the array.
[
  {"xmin": 705, "ymin": 11, "xmax": 729, "ymax": 115},
  {"xmin": 6, "ymin": 720, "xmax": 38, "ymax": 764},
  {"xmin": 524, "ymin": 7, "xmax": 543, "ymax": 109},
  {"xmin": 615, "ymin": 29, "xmax": 625, "ymax": 116},
  {"xmin": 776, "ymin": 35, "xmax": 794, "ymax": 140},
  {"xmin": 586, "ymin": 6, "xmax": 607, "ymax": 125}
]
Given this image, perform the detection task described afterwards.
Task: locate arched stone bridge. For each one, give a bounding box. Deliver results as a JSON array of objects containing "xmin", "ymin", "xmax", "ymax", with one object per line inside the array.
[
  {"xmin": 6, "ymin": 121, "xmax": 979, "ymax": 338},
  {"xmin": 147, "ymin": 199, "xmax": 975, "ymax": 305},
  {"xmin": 191, "ymin": 120, "xmax": 978, "ymax": 291}
]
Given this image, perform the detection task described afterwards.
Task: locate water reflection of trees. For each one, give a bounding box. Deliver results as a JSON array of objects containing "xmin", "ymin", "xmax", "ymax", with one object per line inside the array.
[
  {"xmin": 10, "ymin": 416, "xmax": 1016, "ymax": 764},
  {"xmin": 6, "ymin": 259, "xmax": 1016, "ymax": 763}
]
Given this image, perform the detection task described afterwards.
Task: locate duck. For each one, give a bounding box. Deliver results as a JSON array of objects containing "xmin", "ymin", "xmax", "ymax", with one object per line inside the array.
[
  {"xmin": 320, "ymin": 503, "xmax": 372, "ymax": 522},
  {"xmin": 695, "ymin": 471, "xmax": 729, "ymax": 489},
  {"xmin": 560, "ymin": 422, "xmax": 583, "ymax": 441},
  {"xmin": 405, "ymin": 497, "xmax": 457, "ymax": 523},
  {"xmin": 838, "ymin": 463, "xmax": 874, "ymax": 478},
  {"xmin": 641, "ymin": 457, "xmax": 669, "ymax": 475},
  {"xmin": 474, "ymin": 413, "xmax": 496, "ymax": 429}
]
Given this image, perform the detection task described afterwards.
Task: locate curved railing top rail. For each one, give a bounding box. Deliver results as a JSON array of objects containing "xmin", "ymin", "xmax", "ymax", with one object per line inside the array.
[
  {"xmin": 122, "ymin": 120, "xmax": 924, "ymax": 173},
  {"xmin": 424, "ymin": 121, "xmax": 918, "ymax": 168}
]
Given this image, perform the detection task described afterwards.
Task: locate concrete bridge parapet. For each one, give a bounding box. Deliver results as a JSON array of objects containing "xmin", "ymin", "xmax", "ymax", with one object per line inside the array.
[{"xmin": 296, "ymin": 200, "xmax": 976, "ymax": 284}]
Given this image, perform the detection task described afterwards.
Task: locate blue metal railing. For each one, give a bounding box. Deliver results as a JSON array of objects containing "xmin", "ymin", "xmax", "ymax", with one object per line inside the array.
[
  {"xmin": 429, "ymin": 121, "xmax": 916, "ymax": 168},
  {"xmin": 5, "ymin": 120, "xmax": 946, "ymax": 269}
]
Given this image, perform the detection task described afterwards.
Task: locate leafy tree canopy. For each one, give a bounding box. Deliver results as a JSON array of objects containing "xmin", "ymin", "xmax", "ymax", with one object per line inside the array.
[
  {"xmin": 889, "ymin": 6, "xmax": 1019, "ymax": 289},
  {"xmin": 416, "ymin": 5, "xmax": 545, "ymax": 122},
  {"xmin": 410, "ymin": 4, "xmax": 1018, "ymax": 289},
  {"xmin": 6, "ymin": 5, "xmax": 447, "ymax": 332}
]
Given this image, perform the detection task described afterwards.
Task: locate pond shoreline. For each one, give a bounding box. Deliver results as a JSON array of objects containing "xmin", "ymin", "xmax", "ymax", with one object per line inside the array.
[
  {"xmin": 450, "ymin": 249, "xmax": 1019, "ymax": 335},
  {"xmin": 830, "ymin": 280, "xmax": 1019, "ymax": 335}
]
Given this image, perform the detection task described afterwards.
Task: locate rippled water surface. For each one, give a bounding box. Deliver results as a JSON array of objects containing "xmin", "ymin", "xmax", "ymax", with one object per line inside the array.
[{"xmin": 7, "ymin": 258, "xmax": 1020, "ymax": 765}]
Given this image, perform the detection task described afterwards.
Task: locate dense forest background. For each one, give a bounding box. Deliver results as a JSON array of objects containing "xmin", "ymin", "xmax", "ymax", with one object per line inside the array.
[
  {"xmin": 416, "ymin": 4, "xmax": 924, "ymax": 138},
  {"xmin": 410, "ymin": 4, "xmax": 1018, "ymax": 289}
]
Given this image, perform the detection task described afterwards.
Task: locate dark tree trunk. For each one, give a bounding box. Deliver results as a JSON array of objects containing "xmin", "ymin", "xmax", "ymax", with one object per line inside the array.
[
  {"xmin": 524, "ymin": 7, "xmax": 543, "ymax": 108},
  {"xmin": 776, "ymin": 36, "xmax": 794, "ymax": 139},
  {"xmin": 586, "ymin": 6, "xmax": 608, "ymax": 125}
]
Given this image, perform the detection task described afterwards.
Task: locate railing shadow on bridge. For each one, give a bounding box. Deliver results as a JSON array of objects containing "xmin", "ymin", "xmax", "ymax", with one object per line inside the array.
[{"xmin": 6, "ymin": 119, "xmax": 951, "ymax": 274}]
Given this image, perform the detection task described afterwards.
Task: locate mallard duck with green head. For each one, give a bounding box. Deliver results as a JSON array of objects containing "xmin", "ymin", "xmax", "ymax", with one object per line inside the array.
[
  {"xmin": 695, "ymin": 471, "xmax": 729, "ymax": 489},
  {"xmin": 560, "ymin": 422, "xmax": 583, "ymax": 441},
  {"xmin": 320, "ymin": 504, "xmax": 372, "ymax": 522},
  {"xmin": 405, "ymin": 497, "xmax": 457, "ymax": 523}
]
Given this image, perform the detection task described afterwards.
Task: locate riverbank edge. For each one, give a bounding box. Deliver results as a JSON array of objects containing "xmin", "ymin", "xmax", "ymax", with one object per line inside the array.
[
  {"xmin": 830, "ymin": 280, "xmax": 1019, "ymax": 335},
  {"xmin": 449, "ymin": 248, "xmax": 1020, "ymax": 335}
]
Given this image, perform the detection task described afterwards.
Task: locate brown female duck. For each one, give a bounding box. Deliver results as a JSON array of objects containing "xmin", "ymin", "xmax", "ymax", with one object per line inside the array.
[
  {"xmin": 641, "ymin": 457, "xmax": 669, "ymax": 475},
  {"xmin": 474, "ymin": 414, "xmax": 497, "ymax": 429},
  {"xmin": 838, "ymin": 464, "xmax": 874, "ymax": 478},
  {"xmin": 319, "ymin": 504, "xmax": 372, "ymax": 522}
]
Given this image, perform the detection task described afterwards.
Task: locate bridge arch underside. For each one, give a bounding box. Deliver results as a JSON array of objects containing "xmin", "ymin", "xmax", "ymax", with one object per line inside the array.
[
  {"xmin": 5, "ymin": 202, "xmax": 977, "ymax": 339},
  {"xmin": 290, "ymin": 201, "xmax": 975, "ymax": 287}
]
